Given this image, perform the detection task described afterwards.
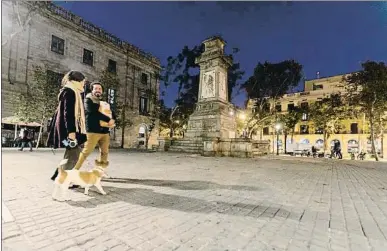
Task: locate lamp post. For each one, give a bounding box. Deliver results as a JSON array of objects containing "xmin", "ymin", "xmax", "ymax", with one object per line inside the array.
[{"xmin": 275, "ymin": 123, "xmax": 281, "ymax": 156}]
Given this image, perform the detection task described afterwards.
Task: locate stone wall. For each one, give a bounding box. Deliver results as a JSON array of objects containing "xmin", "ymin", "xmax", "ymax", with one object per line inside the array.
[
  {"xmin": 160, "ymin": 136, "xmax": 270, "ymax": 158},
  {"xmin": 2, "ymin": 1, "xmax": 161, "ymax": 149},
  {"xmin": 202, "ymin": 138, "xmax": 270, "ymax": 158}
]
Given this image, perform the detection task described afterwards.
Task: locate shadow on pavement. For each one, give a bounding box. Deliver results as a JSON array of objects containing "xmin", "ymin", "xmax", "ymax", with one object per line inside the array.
[
  {"xmin": 101, "ymin": 178, "xmax": 260, "ymax": 191},
  {"xmin": 66, "ymin": 186, "xmax": 294, "ymax": 220}
]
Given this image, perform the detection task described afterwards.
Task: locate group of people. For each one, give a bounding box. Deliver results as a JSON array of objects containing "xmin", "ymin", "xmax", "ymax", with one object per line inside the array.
[{"xmin": 46, "ymin": 70, "xmax": 116, "ymax": 189}]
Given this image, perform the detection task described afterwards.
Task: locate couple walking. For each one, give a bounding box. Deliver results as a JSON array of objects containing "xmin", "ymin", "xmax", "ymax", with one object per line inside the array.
[{"xmin": 46, "ymin": 71, "xmax": 116, "ymax": 185}]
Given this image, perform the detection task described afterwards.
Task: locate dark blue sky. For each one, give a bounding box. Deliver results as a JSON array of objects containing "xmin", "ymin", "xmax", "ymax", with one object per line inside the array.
[{"xmin": 58, "ymin": 1, "xmax": 387, "ymax": 108}]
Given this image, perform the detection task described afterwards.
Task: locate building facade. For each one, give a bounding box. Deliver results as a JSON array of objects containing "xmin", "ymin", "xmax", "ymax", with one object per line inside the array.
[
  {"xmin": 2, "ymin": 1, "xmax": 161, "ymax": 148},
  {"xmin": 248, "ymin": 73, "xmax": 386, "ymax": 158}
]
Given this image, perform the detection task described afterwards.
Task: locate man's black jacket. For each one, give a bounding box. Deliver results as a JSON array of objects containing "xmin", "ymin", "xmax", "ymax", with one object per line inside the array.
[{"xmin": 85, "ymin": 93, "xmax": 116, "ymax": 134}]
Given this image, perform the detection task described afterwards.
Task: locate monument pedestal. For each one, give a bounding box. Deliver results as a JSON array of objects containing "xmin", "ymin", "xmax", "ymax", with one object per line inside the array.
[
  {"xmin": 185, "ymin": 100, "xmax": 236, "ymax": 139},
  {"xmin": 166, "ymin": 36, "xmax": 269, "ymax": 157}
]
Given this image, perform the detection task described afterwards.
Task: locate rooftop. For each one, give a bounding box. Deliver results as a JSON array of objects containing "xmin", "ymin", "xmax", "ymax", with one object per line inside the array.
[{"xmin": 40, "ymin": 2, "xmax": 160, "ymax": 65}]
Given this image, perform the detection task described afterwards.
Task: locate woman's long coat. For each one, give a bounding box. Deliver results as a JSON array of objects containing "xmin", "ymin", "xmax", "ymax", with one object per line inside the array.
[{"xmin": 46, "ymin": 88, "xmax": 87, "ymax": 149}]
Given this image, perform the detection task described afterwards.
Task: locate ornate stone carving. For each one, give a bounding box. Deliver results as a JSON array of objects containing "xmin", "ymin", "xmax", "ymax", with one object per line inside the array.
[
  {"xmin": 202, "ymin": 71, "xmax": 215, "ymax": 98},
  {"xmin": 218, "ymin": 71, "xmax": 227, "ymax": 101}
]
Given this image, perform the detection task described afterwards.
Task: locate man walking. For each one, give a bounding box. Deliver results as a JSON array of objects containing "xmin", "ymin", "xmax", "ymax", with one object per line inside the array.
[{"xmin": 73, "ymin": 81, "xmax": 115, "ymax": 170}]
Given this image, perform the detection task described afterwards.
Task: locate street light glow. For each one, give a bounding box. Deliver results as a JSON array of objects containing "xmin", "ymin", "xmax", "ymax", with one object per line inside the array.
[
  {"xmin": 239, "ymin": 112, "xmax": 246, "ymax": 120},
  {"xmin": 275, "ymin": 123, "xmax": 281, "ymax": 131}
]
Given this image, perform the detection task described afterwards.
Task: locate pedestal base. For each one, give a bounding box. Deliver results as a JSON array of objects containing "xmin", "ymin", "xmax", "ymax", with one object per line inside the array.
[{"xmin": 185, "ymin": 100, "xmax": 236, "ymax": 139}]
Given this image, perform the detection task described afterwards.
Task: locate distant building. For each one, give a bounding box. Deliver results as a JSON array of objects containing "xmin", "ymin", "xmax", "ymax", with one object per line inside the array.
[
  {"xmin": 2, "ymin": 1, "xmax": 161, "ymax": 148},
  {"xmin": 246, "ymin": 73, "xmax": 386, "ymax": 158}
]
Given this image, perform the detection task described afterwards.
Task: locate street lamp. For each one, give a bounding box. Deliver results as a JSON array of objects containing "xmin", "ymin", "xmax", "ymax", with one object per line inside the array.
[
  {"xmin": 275, "ymin": 123, "xmax": 281, "ymax": 155},
  {"xmin": 239, "ymin": 112, "xmax": 246, "ymax": 120}
]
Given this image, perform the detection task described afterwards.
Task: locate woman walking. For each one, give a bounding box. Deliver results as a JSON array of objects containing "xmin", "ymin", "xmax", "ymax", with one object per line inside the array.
[{"xmin": 46, "ymin": 71, "xmax": 87, "ymax": 185}]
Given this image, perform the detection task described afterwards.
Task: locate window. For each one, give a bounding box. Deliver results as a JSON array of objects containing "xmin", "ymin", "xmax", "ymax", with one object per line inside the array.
[
  {"xmin": 107, "ymin": 88, "xmax": 116, "ymax": 109},
  {"xmin": 83, "ymin": 49, "xmax": 94, "ymax": 66},
  {"xmin": 141, "ymin": 73, "xmax": 148, "ymax": 84},
  {"xmin": 51, "ymin": 35, "xmax": 65, "ymax": 55},
  {"xmin": 139, "ymin": 125, "xmax": 146, "ymax": 138},
  {"xmin": 301, "ymin": 102, "xmax": 308, "ymax": 110},
  {"xmin": 350, "ymin": 123, "xmax": 358, "ymax": 134},
  {"xmin": 263, "ymin": 103, "xmax": 270, "ymax": 112},
  {"xmin": 302, "ymin": 113, "xmax": 308, "ymax": 121},
  {"xmin": 263, "ymin": 127, "xmax": 269, "ymax": 135},
  {"xmin": 300, "ymin": 125, "xmax": 309, "ymax": 134},
  {"xmin": 46, "ymin": 70, "xmax": 64, "ymax": 87},
  {"xmin": 108, "ymin": 59, "xmax": 117, "ymax": 73},
  {"xmin": 315, "ymin": 139, "xmax": 324, "ymax": 149},
  {"xmin": 315, "ymin": 128, "xmax": 323, "ymax": 134},
  {"xmin": 275, "ymin": 104, "xmax": 281, "ymax": 112},
  {"xmin": 287, "ymin": 103, "xmax": 295, "ymax": 112},
  {"xmin": 139, "ymin": 96, "xmax": 149, "ymax": 115},
  {"xmin": 313, "ymin": 83, "xmax": 323, "ymax": 90}
]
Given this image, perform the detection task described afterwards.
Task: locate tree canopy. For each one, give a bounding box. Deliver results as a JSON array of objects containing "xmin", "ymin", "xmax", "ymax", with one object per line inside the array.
[
  {"xmin": 241, "ymin": 60, "xmax": 303, "ymax": 137},
  {"xmin": 343, "ymin": 61, "xmax": 387, "ymax": 160}
]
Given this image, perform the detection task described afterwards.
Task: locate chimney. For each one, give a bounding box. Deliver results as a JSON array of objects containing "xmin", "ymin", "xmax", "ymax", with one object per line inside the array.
[{"xmin": 316, "ymin": 71, "xmax": 320, "ymax": 79}]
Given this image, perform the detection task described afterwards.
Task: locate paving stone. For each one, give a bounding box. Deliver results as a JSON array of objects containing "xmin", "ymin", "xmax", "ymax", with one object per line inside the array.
[{"xmin": 3, "ymin": 151, "xmax": 387, "ymax": 251}]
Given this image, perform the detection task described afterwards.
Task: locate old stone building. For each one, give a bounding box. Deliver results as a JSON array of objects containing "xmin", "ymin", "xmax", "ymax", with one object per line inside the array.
[{"xmin": 2, "ymin": 1, "xmax": 161, "ymax": 148}]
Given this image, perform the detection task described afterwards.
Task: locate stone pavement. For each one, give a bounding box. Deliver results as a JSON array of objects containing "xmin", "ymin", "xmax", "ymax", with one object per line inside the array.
[{"xmin": 2, "ymin": 149, "xmax": 387, "ymax": 251}]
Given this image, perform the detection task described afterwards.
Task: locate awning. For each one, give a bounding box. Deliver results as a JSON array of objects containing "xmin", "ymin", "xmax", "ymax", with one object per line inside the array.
[{"xmin": 1, "ymin": 116, "xmax": 41, "ymax": 127}]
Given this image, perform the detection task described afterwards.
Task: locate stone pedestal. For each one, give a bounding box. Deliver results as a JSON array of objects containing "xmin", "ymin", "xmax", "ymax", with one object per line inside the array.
[
  {"xmin": 169, "ymin": 36, "xmax": 263, "ymax": 156},
  {"xmin": 202, "ymin": 138, "xmax": 270, "ymax": 158},
  {"xmin": 185, "ymin": 100, "xmax": 236, "ymax": 139}
]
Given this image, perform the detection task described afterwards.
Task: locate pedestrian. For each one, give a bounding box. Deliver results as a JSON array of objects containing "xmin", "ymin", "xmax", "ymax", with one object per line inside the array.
[
  {"xmin": 73, "ymin": 81, "xmax": 115, "ymax": 171},
  {"xmin": 334, "ymin": 141, "xmax": 342, "ymax": 159},
  {"xmin": 18, "ymin": 129, "xmax": 33, "ymax": 152},
  {"xmin": 46, "ymin": 70, "xmax": 87, "ymax": 186}
]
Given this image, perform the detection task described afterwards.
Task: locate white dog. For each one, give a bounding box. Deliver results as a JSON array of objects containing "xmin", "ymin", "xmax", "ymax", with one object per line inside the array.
[{"xmin": 52, "ymin": 159, "xmax": 108, "ymax": 201}]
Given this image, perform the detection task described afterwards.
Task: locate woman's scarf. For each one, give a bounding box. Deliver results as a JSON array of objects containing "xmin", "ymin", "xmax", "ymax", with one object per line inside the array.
[{"xmin": 59, "ymin": 81, "xmax": 86, "ymax": 135}]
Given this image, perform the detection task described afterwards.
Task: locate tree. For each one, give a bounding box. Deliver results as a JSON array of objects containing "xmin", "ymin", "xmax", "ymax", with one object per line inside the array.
[
  {"xmin": 308, "ymin": 93, "xmax": 346, "ymax": 153},
  {"xmin": 241, "ymin": 60, "xmax": 303, "ymax": 138},
  {"xmin": 162, "ymin": 40, "xmax": 244, "ymax": 137},
  {"xmin": 144, "ymin": 86, "xmax": 162, "ymax": 148},
  {"xmin": 14, "ymin": 66, "xmax": 62, "ymax": 148},
  {"xmin": 2, "ymin": 1, "xmax": 38, "ymax": 47},
  {"xmin": 343, "ymin": 61, "xmax": 387, "ymax": 161},
  {"xmin": 279, "ymin": 107, "xmax": 303, "ymax": 153},
  {"xmin": 99, "ymin": 69, "xmax": 132, "ymax": 147}
]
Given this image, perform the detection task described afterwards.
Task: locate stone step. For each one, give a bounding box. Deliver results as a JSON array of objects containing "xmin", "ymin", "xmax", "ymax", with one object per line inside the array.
[
  {"xmin": 171, "ymin": 142, "xmax": 203, "ymax": 147},
  {"xmin": 168, "ymin": 147, "xmax": 202, "ymax": 154},
  {"xmin": 169, "ymin": 145, "xmax": 202, "ymax": 151}
]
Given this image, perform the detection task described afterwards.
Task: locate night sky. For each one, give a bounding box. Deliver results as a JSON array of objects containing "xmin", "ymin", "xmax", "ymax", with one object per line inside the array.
[{"xmin": 57, "ymin": 1, "xmax": 387, "ymax": 108}]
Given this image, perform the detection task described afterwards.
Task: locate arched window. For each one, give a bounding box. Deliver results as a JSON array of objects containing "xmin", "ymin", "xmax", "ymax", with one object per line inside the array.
[
  {"xmin": 347, "ymin": 139, "xmax": 358, "ymax": 153},
  {"xmin": 139, "ymin": 125, "xmax": 147, "ymax": 138},
  {"xmin": 300, "ymin": 138, "xmax": 310, "ymax": 144}
]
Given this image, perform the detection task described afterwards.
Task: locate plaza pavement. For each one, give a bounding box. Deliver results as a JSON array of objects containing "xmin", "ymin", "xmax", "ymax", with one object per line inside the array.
[{"xmin": 2, "ymin": 149, "xmax": 387, "ymax": 251}]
